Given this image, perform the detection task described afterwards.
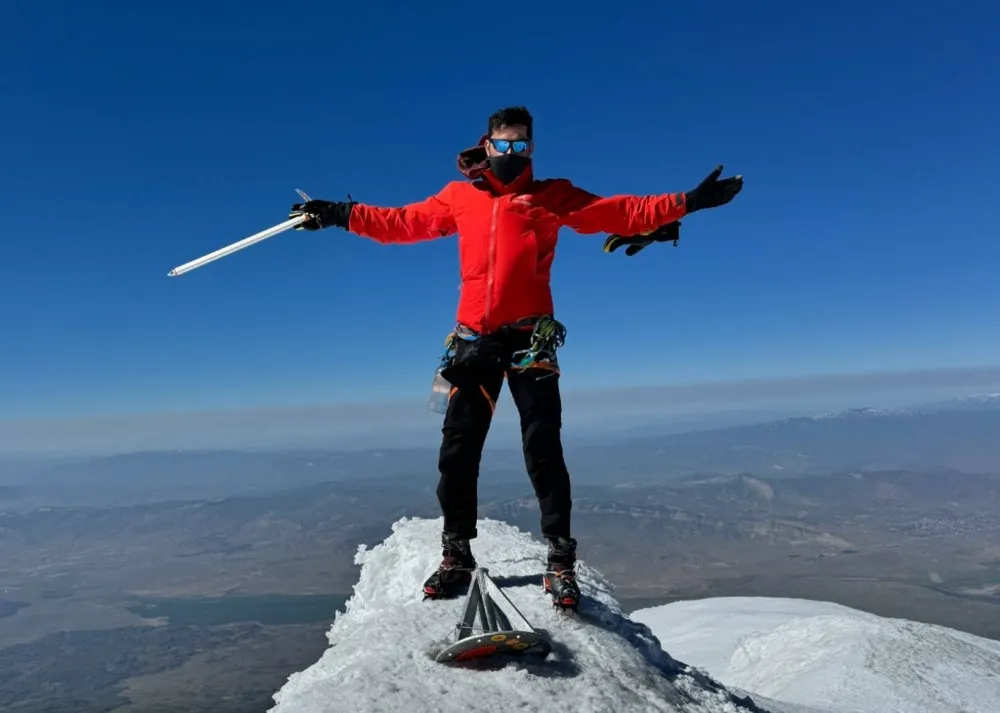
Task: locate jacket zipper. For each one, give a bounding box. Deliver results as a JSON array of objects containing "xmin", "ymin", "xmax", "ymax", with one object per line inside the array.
[{"xmin": 483, "ymin": 198, "xmax": 500, "ymax": 333}]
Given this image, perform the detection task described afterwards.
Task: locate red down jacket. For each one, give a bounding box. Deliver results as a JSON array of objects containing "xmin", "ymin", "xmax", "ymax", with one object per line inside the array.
[{"xmin": 348, "ymin": 141, "xmax": 689, "ymax": 334}]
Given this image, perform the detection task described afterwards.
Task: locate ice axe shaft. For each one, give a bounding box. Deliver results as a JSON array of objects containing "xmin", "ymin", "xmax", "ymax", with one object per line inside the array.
[{"xmin": 168, "ymin": 189, "xmax": 314, "ymax": 277}]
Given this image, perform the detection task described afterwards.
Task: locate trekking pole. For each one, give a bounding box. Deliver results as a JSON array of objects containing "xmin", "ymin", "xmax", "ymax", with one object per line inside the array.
[{"xmin": 168, "ymin": 190, "xmax": 314, "ymax": 277}]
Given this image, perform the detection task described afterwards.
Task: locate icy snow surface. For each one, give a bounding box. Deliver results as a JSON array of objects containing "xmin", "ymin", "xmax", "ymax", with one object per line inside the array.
[
  {"xmin": 633, "ymin": 597, "xmax": 1000, "ymax": 713},
  {"xmin": 269, "ymin": 517, "xmax": 775, "ymax": 713}
]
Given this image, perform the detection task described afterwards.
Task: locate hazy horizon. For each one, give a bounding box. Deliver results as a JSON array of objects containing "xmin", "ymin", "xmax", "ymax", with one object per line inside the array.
[{"xmin": 3, "ymin": 364, "xmax": 999, "ymax": 457}]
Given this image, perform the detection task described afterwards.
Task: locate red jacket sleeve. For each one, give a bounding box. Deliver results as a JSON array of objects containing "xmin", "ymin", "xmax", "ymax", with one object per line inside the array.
[
  {"xmin": 551, "ymin": 180, "xmax": 688, "ymax": 236},
  {"xmin": 348, "ymin": 183, "xmax": 457, "ymax": 244}
]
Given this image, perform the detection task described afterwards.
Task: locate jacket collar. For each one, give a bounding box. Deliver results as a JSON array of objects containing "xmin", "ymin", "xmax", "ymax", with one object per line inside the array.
[{"xmin": 456, "ymin": 134, "xmax": 535, "ymax": 195}]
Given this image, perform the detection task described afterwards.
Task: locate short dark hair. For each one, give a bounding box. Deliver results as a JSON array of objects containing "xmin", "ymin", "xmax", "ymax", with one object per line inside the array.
[{"xmin": 487, "ymin": 106, "xmax": 533, "ymax": 139}]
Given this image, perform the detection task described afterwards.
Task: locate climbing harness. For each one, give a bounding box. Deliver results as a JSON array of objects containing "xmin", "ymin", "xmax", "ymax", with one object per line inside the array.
[
  {"xmin": 429, "ymin": 316, "xmax": 566, "ymax": 413},
  {"xmin": 438, "ymin": 316, "xmax": 567, "ymax": 375},
  {"xmin": 510, "ymin": 316, "xmax": 566, "ymax": 376}
]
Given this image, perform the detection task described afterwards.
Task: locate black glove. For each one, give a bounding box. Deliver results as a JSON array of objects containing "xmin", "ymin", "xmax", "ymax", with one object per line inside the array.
[
  {"xmin": 603, "ymin": 220, "xmax": 681, "ymax": 256},
  {"xmin": 684, "ymin": 165, "xmax": 743, "ymax": 214},
  {"xmin": 288, "ymin": 199, "xmax": 355, "ymax": 231}
]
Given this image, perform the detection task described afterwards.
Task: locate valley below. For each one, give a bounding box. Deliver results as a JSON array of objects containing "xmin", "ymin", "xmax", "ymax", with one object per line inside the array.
[
  {"xmin": 2, "ymin": 400, "xmax": 1000, "ymax": 712},
  {"xmin": 1, "ymin": 467, "xmax": 998, "ymax": 712}
]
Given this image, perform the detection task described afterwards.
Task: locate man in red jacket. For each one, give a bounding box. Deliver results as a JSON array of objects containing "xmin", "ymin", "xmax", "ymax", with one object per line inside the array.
[{"xmin": 290, "ymin": 106, "xmax": 743, "ymax": 609}]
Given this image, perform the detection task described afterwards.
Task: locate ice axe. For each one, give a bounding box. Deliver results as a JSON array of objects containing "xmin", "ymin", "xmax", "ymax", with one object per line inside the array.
[{"xmin": 168, "ymin": 189, "xmax": 315, "ymax": 277}]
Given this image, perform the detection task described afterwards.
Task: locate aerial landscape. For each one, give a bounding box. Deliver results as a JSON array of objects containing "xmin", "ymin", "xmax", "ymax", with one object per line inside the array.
[{"xmin": 3, "ymin": 394, "xmax": 1000, "ymax": 711}]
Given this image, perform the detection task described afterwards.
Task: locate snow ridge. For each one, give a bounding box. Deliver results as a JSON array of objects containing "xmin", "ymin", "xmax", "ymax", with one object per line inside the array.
[
  {"xmin": 269, "ymin": 517, "xmax": 771, "ymax": 713},
  {"xmin": 810, "ymin": 407, "xmax": 902, "ymax": 420},
  {"xmin": 805, "ymin": 392, "xmax": 1000, "ymax": 421},
  {"xmin": 958, "ymin": 392, "xmax": 1000, "ymax": 402},
  {"xmin": 634, "ymin": 597, "xmax": 1000, "ymax": 713}
]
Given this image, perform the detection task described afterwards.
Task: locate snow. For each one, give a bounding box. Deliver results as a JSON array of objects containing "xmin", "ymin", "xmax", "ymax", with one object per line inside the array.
[
  {"xmin": 958, "ymin": 392, "xmax": 1000, "ymax": 402},
  {"xmin": 804, "ymin": 393, "xmax": 1000, "ymax": 420},
  {"xmin": 268, "ymin": 519, "xmax": 1000, "ymax": 713},
  {"xmin": 269, "ymin": 517, "xmax": 772, "ymax": 713},
  {"xmin": 633, "ymin": 597, "xmax": 1000, "ymax": 713},
  {"xmin": 809, "ymin": 407, "xmax": 903, "ymax": 420}
]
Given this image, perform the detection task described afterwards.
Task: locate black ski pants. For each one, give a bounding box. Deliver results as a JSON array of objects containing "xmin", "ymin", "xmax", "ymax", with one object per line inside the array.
[{"xmin": 436, "ymin": 326, "xmax": 572, "ymax": 542}]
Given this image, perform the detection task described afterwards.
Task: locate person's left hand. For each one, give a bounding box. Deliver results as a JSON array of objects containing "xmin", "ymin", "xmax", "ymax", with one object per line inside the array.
[
  {"xmin": 684, "ymin": 165, "xmax": 743, "ymax": 213},
  {"xmin": 603, "ymin": 221, "xmax": 681, "ymax": 256}
]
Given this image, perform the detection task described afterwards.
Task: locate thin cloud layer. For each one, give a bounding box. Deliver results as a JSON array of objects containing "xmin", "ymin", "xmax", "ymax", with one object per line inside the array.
[{"xmin": 3, "ymin": 366, "xmax": 999, "ymax": 456}]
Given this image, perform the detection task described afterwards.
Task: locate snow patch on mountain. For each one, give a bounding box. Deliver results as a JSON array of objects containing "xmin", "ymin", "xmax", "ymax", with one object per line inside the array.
[
  {"xmin": 918, "ymin": 393, "xmax": 1000, "ymax": 411},
  {"xmin": 633, "ymin": 597, "xmax": 1000, "ymax": 713},
  {"xmin": 809, "ymin": 407, "xmax": 907, "ymax": 420},
  {"xmin": 806, "ymin": 393, "xmax": 1000, "ymax": 421},
  {"xmin": 961, "ymin": 392, "xmax": 1000, "ymax": 401},
  {"xmin": 268, "ymin": 517, "xmax": 778, "ymax": 713}
]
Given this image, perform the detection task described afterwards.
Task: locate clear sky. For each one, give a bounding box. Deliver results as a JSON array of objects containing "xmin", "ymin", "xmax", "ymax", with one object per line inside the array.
[{"xmin": 3, "ymin": 0, "xmax": 998, "ymax": 424}]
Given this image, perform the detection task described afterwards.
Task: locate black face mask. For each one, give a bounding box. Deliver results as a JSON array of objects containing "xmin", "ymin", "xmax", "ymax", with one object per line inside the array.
[{"xmin": 487, "ymin": 153, "xmax": 531, "ymax": 185}]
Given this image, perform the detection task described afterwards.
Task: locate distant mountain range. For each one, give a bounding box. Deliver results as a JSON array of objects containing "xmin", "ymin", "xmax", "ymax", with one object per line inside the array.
[
  {"xmin": 812, "ymin": 392, "xmax": 1000, "ymax": 417},
  {"xmin": 572, "ymin": 393, "xmax": 1000, "ymax": 480},
  {"xmin": 2, "ymin": 394, "xmax": 999, "ymax": 505}
]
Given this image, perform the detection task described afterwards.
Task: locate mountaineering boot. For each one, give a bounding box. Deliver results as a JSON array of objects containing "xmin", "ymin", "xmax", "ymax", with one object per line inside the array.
[
  {"xmin": 543, "ymin": 536, "xmax": 581, "ymax": 610},
  {"xmin": 422, "ymin": 533, "xmax": 476, "ymax": 599}
]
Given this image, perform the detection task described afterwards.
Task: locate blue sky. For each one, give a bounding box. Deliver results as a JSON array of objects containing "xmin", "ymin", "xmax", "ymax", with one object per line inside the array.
[{"xmin": 2, "ymin": 0, "xmax": 998, "ymax": 424}]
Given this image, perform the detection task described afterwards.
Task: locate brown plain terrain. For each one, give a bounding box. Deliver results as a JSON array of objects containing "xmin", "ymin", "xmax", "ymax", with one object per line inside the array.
[{"xmin": 1, "ymin": 467, "xmax": 999, "ymax": 712}]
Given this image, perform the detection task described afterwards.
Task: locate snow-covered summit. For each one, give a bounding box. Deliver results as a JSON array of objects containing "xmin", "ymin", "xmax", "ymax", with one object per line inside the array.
[
  {"xmin": 633, "ymin": 597, "xmax": 1000, "ymax": 713},
  {"xmin": 269, "ymin": 517, "xmax": 770, "ymax": 713},
  {"xmin": 808, "ymin": 406, "xmax": 906, "ymax": 420},
  {"xmin": 919, "ymin": 392, "xmax": 1000, "ymax": 411},
  {"xmin": 806, "ymin": 393, "xmax": 1000, "ymax": 421},
  {"xmin": 959, "ymin": 392, "xmax": 1000, "ymax": 402}
]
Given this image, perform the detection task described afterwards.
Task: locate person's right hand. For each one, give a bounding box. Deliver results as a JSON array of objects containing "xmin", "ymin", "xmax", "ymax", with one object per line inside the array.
[{"xmin": 289, "ymin": 199, "xmax": 354, "ymax": 231}]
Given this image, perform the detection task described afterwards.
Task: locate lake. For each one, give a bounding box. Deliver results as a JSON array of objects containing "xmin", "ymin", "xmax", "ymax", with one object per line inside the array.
[
  {"xmin": 0, "ymin": 599, "xmax": 29, "ymax": 619},
  {"xmin": 127, "ymin": 593, "xmax": 350, "ymax": 626}
]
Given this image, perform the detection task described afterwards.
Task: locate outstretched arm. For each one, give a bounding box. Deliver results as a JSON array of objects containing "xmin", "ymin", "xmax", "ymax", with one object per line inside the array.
[
  {"xmin": 290, "ymin": 183, "xmax": 457, "ymax": 244},
  {"xmin": 349, "ymin": 186, "xmax": 457, "ymax": 244},
  {"xmin": 554, "ymin": 165, "xmax": 743, "ymax": 236},
  {"xmin": 556, "ymin": 182, "xmax": 688, "ymax": 236}
]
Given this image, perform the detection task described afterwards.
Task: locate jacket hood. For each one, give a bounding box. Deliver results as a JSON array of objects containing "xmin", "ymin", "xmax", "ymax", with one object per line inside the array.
[{"xmin": 456, "ymin": 134, "xmax": 490, "ymax": 179}]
